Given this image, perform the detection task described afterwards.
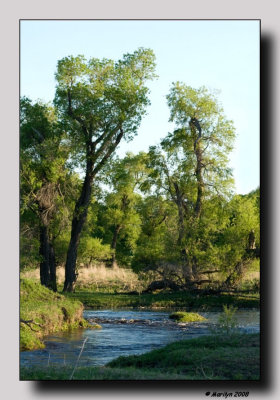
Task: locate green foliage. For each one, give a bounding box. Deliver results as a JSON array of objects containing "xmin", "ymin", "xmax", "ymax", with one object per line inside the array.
[
  {"xmin": 54, "ymin": 49, "xmax": 157, "ymax": 166},
  {"xmin": 78, "ymin": 237, "xmax": 113, "ymax": 265},
  {"xmin": 165, "ymin": 83, "xmax": 235, "ymax": 197},
  {"xmin": 169, "ymin": 311, "xmax": 206, "ymax": 322},
  {"xmin": 94, "ymin": 153, "xmax": 153, "ymax": 266},
  {"xmin": 20, "ymin": 96, "xmax": 74, "ymax": 276},
  {"xmin": 20, "ymin": 54, "xmax": 259, "ymax": 294},
  {"xmin": 20, "ymin": 229, "xmax": 40, "ymax": 270},
  {"xmin": 133, "ymin": 84, "xmax": 240, "ymax": 286},
  {"xmin": 131, "ymin": 195, "xmax": 178, "ymax": 273}
]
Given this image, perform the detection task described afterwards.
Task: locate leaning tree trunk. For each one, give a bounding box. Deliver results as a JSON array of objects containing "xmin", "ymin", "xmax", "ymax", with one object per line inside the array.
[{"xmin": 63, "ymin": 171, "xmax": 93, "ymax": 292}]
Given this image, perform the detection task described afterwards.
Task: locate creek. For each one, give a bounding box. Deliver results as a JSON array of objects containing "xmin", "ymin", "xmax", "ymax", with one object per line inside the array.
[{"xmin": 20, "ymin": 308, "xmax": 259, "ymax": 369}]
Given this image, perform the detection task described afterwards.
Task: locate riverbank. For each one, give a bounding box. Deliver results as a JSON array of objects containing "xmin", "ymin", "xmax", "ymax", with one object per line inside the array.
[
  {"xmin": 20, "ymin": 332, "xmax": 260, "ymax": 380},
  {"xmin": 20, "ymin": 279, "xmax": 100, "ymax": 351},
  {"xmin": 20, "ymin": 276, "xmax": 259, "ymax": 352}
]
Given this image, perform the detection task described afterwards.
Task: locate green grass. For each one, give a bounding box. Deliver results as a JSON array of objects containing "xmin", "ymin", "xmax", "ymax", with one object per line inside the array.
[
  {"xmin": 169, "ymin": 311, "xmax": 206, "ymax": 322},
  {"xmin": 20, "ymin": 278, "xmax": 99, "ymax": 351},
  {"xmin": 64, "ymin": 289, "xmax": 259, "ymax": 310},
  {"xmin": 20, "ymin": 332, "xmax": 260, "ymax": 380},
  {"xmin": 107, "ymin": 332, "xmax": 260, "ymax": 380}
]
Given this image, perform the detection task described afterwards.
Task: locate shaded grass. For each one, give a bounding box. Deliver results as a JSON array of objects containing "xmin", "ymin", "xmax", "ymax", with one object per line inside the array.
[
  {"xmin": 65, "ymin": 289, "xmax": 259, "ymax": 310},
  {"xmin": 20, "ymin": 332, "xmax": 260, "ymax": 380},
  {"xmin": 20, "ymin": 279, "xmax": 98, "ymax": 351},
  {"xmin": 20, "ymin": 365, "xmax": 185, "ymax": 380},
  {"xmin": 107, "ymin": 333, "xmax": 260, "ymax": 380}
]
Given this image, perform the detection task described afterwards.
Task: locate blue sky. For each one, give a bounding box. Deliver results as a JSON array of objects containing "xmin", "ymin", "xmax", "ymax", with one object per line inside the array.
[{"xmin": 20, "ymin": 20, "xmax": 260, "ymax": 194}]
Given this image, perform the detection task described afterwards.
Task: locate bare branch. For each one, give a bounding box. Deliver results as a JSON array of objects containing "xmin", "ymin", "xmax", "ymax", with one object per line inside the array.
[{"xmin": 20, "ymin": 319, "xmax": 43, "ymax": 331}]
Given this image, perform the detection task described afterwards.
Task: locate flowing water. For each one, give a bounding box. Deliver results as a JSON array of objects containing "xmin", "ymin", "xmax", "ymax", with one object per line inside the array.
[{"xmin": 20, "ymin": 309, "xmax": 259, "ymax": 369}]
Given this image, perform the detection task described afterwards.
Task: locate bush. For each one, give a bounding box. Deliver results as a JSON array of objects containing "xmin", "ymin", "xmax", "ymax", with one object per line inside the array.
[{"xmin": 78, "ymin": 237, "xmax": 113, "ymax": 265}]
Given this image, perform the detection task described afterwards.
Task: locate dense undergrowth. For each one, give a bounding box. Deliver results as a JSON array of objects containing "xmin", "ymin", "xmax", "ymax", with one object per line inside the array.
[
  {"xmin": 20, "ymin": 278, "xmax": 99, "ymax": 351},
  {"xmin": 20, "ymin": 332, "xmax": 260, "ymax": 380}
]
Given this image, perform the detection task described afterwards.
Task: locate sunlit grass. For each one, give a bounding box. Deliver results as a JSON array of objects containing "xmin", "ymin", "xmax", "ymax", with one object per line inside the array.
[{"xmin": 21, "ymin": 264, "xmax": 143, "ymax": 292}]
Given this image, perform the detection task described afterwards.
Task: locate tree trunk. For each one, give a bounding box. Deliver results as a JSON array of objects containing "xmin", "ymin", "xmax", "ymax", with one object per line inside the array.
[
  {"xmin": 223, "ymin": 261, "xmax": 245, "ymax": 289},
  {"xmin": 49, "ymin": 242, "xmax": 57, "ymax": 291},
  {"xmin": 110, "ymin": 224, "xmax": 121, "ymax": 268},
  {"xmin": 63, "ymin": 171, "xmax": 93, "ymax": 292},
  {"xmin": 39, "ymin": 225, "xmax": 51, "ymax": 287},
  {"xmin": 39, "ymin": 223, "xmax": 57, "ymax": 291},
  {"xmin": 174, "ymin": 183, "xmax": 185, "ymax": 247},
  {"xmin": 62, "ymin": 125, "xmax": 125, "ymax": 291},
  {"xmin": 173, "ymin": 182, "xmax": 194, "ymax": 282},
  {"xmin": 194, "ymin": 140, "xmax": 204, "ymax": 219},
  {"xmin": 190, "ymin": 117, "xmax": 204, "ymax": 219}
]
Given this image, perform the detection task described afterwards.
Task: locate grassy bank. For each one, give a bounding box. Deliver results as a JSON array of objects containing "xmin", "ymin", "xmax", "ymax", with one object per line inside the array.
[
  {"xmin": 20, "ymin": 332, "xmax": 260, "ymax": 380},
  {"xmin": 20, "ymin": 279, "xmax": 99, "ymax": 351}
]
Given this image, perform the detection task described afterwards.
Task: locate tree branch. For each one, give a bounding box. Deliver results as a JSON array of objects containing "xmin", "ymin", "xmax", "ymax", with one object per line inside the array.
[
  {"xmin": 92, "ymin": 127, "xmax": 124, "ymax": 177},
  {"xmin": 91, "ymin": 124, "xmax": 122, "ymax": 163}
]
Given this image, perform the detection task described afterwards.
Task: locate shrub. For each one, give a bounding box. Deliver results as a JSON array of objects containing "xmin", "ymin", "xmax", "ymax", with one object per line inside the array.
[{"xmin": 211, "ymin": 305, "xmax": 238, "ymax": 335}]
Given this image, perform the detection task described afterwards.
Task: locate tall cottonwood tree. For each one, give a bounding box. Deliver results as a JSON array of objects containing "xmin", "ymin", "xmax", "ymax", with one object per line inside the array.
[
  {"xmin": 54, "ymin": 49, "xmax": 157, "ymax": 291},
  {"xmin": 150, "ymin": 84, "xmax": 236, "ymax": 285}
]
